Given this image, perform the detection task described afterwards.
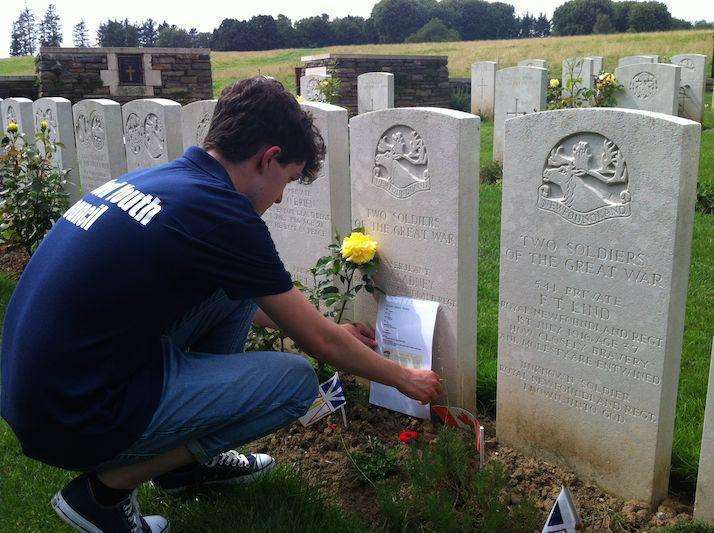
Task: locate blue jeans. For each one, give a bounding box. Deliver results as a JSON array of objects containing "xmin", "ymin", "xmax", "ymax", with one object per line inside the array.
[{"xmin": 95, "ymin": 290, "xmax": 318, "ymax": 472}]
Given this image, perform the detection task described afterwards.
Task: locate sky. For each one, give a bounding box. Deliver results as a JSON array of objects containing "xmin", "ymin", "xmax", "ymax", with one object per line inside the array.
[{"xmin": 0, "ymin": 0, "xmax": 705, "ymax": 59}]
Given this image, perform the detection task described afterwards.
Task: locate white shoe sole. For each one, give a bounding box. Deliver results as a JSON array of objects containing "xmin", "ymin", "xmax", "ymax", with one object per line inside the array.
[
  {"xmin": 51, "ymin": 491, "xmax": 170, "ymax": 533},
  {"xmin": 160, "ymin": 457, "xmax": 276, "ymax": 494}
]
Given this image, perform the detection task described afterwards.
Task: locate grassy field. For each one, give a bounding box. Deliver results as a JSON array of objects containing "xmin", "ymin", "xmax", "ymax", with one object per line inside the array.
[
  {"xmin": 0, "ymin": 29, "xmax": 713, "ymax": 528},
  {"xmin": 1, "ymin": 29, "xmax": 711, "ymax": 94}
]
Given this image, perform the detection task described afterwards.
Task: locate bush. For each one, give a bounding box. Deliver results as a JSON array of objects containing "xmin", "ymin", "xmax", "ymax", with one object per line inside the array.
[
  {"xmin": 450, "ymin": 86, "xmax": 470, "ymax": 112},
  {"xmin": 405, "ymin": 18, "xmax": 460, "ymax": 43},
  {"xmin": 480, "ymin": 160, "xmax": 503, "ymax": 184},
  {"xmin": 376, "ymin": 427, "xmax": 540, "ymax": 532},
  {"xmin": 0, "ymin": 121, "xmax": 71, "ymax": 256}
]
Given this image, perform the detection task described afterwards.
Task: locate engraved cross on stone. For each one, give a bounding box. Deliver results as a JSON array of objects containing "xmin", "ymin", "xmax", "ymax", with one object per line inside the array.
[
  {"xmin": 126, "ymin": 66, "xmax": 136, "ymax": 82},
  {"xmin": 506, "ymin": 98, "xmax": 528, "ymax": 118},
  {"xmin": 475, "ymin": 74, "xmax": 488, "ymax": 102}
]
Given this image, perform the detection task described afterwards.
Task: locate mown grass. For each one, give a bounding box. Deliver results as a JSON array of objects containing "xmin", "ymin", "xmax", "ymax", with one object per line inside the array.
[{"xmin": 0, "ymin": 56, "xmax": 35, "ymax": 76}]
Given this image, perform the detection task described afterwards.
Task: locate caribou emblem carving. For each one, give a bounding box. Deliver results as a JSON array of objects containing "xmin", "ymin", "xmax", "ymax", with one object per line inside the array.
[
  {"xmin": 537, "ymin": 133, "xmax": 631, "ymax": 226},
  {"xmin": 372, "ymin": 125, "xmax": 429, "ymax": 199}
]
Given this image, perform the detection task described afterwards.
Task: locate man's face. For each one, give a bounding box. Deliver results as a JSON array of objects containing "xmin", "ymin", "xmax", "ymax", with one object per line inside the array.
[{"xmin": 251, "ymin": 146, "xmax": 305, "ymax": 215}]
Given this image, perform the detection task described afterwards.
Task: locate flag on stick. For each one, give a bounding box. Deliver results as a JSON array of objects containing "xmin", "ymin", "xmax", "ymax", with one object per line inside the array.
[
  {"xmin": 542, "ymin": 487, "xmax": 583, "ymax": 533},
  {"xmin": 299, "ymin": 372, "xmax": 347, "ymax": 427},
  {"xmin": 432, "ymin": 405, "xmax": 486, "ymax": 467}
]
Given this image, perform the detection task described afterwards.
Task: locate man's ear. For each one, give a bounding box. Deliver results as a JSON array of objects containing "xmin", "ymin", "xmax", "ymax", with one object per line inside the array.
[{"xmin": 258, "ymin": 145, "xmax": 282, "ymax": 173}]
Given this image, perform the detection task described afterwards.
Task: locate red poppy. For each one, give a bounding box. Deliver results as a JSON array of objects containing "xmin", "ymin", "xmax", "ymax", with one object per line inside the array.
[
  {"xmin": 399, "ymin": 430, "xmax": 419, "ymax": 443},
  {"xmin": 327, "ymin": 423, "xmax": 338, "ymax": 430}
]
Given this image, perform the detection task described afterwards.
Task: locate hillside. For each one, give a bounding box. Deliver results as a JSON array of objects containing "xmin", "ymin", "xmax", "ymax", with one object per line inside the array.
[{"xmin": 1, "ymin": 29, "xmax": 711, "ymax": 94}]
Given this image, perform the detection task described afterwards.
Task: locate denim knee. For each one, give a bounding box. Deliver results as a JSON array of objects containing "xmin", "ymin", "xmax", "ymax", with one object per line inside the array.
[{"xmin": 288, "ymin": 356, "xmax": 319, "ymax": 416}]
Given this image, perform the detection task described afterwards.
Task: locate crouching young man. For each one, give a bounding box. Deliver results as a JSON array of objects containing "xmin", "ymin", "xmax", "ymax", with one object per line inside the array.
[{"xmin": 0, "ymin": 77, "xmax": 442, "ymax": 532}]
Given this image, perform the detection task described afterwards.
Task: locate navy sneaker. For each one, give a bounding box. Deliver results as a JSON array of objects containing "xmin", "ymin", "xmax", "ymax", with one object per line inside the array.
[
  {"xmin": 51, "ymin": 474, "xmax": 169, "ymax": 532},
  {"xmin": 153, "ymin": 450, "xmax": 275, "ymax": 493}
]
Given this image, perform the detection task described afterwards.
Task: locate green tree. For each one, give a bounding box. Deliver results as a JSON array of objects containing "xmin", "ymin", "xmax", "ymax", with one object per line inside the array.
[
  {"xmin": 371, "ymin": 0, "xmax": 437, "ymax": 43},
  {"xmin": 552, "ymin": 0, "xmax": 614, "ymax": 35},
  {"xmin": 156, "ymin": 23, "xmax": 193, "ymax": 47},
  {"xmin": 97, "ymin": 19, "xmax": 139, "ymax": 47},
  {"xmin": 628, "ymin": 1, "xmax": 672, "ymax": 32},
  {"xmin": 294, "ymin": 14, "xmax": 333, "ymax": 48},
  {"xmin": 405, "ymin": 18, "xmax": 459, "ymax": 43},
  {"xmin": 331, "ymin": 16, "xmax": 372, "ymax": 45},
  {"xmin": 10, "ymin": 6, "xmax": 37, "ymax": 56},
  {"xmin": 244, "ymin": 15, "xmax": 281, "ymax": 51},
  {"xmin": 612, "ymin": 1, "xmax": 637, "ymax": 32},
  {"xmin": 592, "ymin": 13, "xmax": 615, "ymax": 33},
  {"xmin": 671, "ymin": 18, "xmax": 693, "ymax": 29},
  {"xmin": 275, "ymin": 14, "xmax": 296, "ymax": 48},
  {"xmin": 72, "ymin": 19, "xmax": 89, "ymax": 47},
  {"xmin": 39, "ymin": 4, "xmax": 62, "ymax": 47},
  {"xmin": 533, "ymin": 13, "xmax": 552, "ymax": 36},
  {"xmin": 138, "ymin": 19, "xmax": 158, "ymax": 47}
]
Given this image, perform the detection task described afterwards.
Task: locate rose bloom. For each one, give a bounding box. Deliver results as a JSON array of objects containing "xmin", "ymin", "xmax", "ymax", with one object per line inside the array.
[
  {"xmin": 341, "ymin": 232, "xmax": 377, "ymax": 265},
  {"xmin": 7, "ymin": 122, "xmax": 18, "ymax": 133},
  {"xmin": 549, "ymin": 78, "xmax": 560, "ymax": 88}
]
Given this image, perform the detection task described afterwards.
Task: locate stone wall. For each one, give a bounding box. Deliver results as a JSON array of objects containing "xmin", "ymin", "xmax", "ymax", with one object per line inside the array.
[
  {"xmin": 300, "ymin": 54, "xmax": 450, "ymax": 115},
  {"xmin": 0, "ymin": 76, "xmax": 39, "ymax": 100},
  {"xmin": 36, "ymin": 47, "xmax": 212, "ymax": 105}
]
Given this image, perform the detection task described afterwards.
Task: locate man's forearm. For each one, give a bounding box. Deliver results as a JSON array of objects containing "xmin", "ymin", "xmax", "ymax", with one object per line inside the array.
[{"xmin": 253, "ymin": 307, "xmax": 278, "ymax": 329}]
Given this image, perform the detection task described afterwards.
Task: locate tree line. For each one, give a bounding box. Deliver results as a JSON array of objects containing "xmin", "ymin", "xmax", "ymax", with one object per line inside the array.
[{"xmin": 9, "ymin": 0, "xmax": 713, "ymax": 56}]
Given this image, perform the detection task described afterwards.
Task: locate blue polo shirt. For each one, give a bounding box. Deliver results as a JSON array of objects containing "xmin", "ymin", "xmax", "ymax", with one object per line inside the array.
[{"xmin": 0, "ymin": 147, "xmax": 293, "ymax": 470}]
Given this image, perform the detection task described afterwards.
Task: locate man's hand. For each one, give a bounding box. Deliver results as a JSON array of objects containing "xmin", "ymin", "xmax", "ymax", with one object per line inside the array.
[
  {"xmin": 340, "ymin": 322, "xmax": 377, "ymax": 349},
  {"xmin": 397, "ymin": 368, "xmax": 442, "ymax": 404}
]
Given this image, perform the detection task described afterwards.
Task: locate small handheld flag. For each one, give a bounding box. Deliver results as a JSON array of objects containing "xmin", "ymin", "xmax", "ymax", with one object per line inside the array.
[
  {"xmin": 432, "ymin": 405, "xmax": 486, "ymax": 468},
  {"xmin": 299, "ymin": 372, "xmax": 347, "ymax": 427},
  {"xmin": 542, "ymin": 487, "xmax": 583, "ymax": 533}
]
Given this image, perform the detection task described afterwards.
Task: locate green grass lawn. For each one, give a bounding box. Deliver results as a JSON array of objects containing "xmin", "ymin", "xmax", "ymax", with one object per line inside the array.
[{"xmin": 0, "ymin": 95, "xmax": 712, "ymax": 528}]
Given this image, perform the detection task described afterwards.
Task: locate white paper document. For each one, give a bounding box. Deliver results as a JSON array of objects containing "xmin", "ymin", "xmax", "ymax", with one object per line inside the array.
[{"xmin": 369, "ymin": 295, "xmax": 439, "ymax": 419}]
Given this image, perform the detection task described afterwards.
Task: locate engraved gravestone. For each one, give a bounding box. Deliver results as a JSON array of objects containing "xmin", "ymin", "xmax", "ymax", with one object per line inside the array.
[
  {"xmin": 1, "ymin": 97, "xmax": 34, "ymax": 138},
  {"xmin": 73, "ymin": 99, "xmax": 127, "ymax": 192},
  {"xmin": 300, "ymin": 74, "xmax": 330, "ymax": 103},
  {"xmin": 614, "ymin": 63, "xmax": 681, "ymax": 115},
  {"xmin": 263, "ymin": 102, "xmax": 350, "ymax": 287},
  {"xmin": 181, "ymin": 99, "xmax": 217, "ymax": 150},
  {"xmin": 695, "ymin": 340, "xmax": 714, "ymax": 523},
  {"xmin": 470, "ymin": 61, "xmax": 498, "ymax": 119},
  {"xmin": 33, "ymin": 97, "xmax": 81, "ymax": 203},
  {"xmin": 493, "ymin": 66, "xmax": 547, "ymax": 161},
  {"xmin": 357, "ymin": 72, "xmax": 394, "ymax": 114},
  {"xmin": 618, "ymin": 55, "xmax": 658, "ymax": 67},
  {"xmin": 122, "ymin": 98, "xmax": 183, "ymax": 171},
  {"xmin": 586, "ymin": 56, "xmax": 604, "ymax": 76},
  {"xmin": 562, "ymin": 58, "xmax": 595, "ymax": 94},
  {"xmin": 519, "ymin": 59, "xmax": 548, "ymax": 69},
  {"xmin": 497, "ymin": 108, "xmax": 700, "ymax": 504},
  {"xmin": 671, "ymin": 54, "xmax": 706, "ymax": 123},
  {"xmin": 350, "ymin": 107, "xmax": 480, "ymax": 412}
]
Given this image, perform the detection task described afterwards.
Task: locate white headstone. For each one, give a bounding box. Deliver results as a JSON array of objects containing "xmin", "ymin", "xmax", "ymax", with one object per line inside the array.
[
  {"xmin": 493, "ymin": 66, "xmax": 547, "ymax": 161},
  {"xmin": 586, "ymin": 56, "xmax": 604, "ymax": 76},
  {"xmin": 33, "ymin": 97, "xmax": 81, "ymax": 203},
  {"xmin": 122, "ymin": 98, "xmax": 183, "ymax": 171},
  {"xmin": 350, "ymin": 107, "xmax": 480, "ymax": 412},
  {"xmin": 618, "ymin": 55, "xmax": 659, "ymax": 67},
  {"xmin": 470, "ymin": 61, "xmax": 498, "ymax": 119},
  {"xmin": 562, "ymin": 58, "xmax": 595, "ymax": 95},
  {"xmin": 1, "ymin": 97, "xmax": 34, "ymax": 137},
  {"xmin": 695, "ymin": 339, "xmax": 714, "ymax": 523},
  {"xmin": 614, "ymin": 63, "xmax": 681, "ymax": 115},
  {"xmin": 73, "ymin": 99, "xmax": 127, "ymax": 193},
  {"xmin": 263, "ymin": 102, "xmax": 350, "ymax": 287},
  {"xmin": 671, "ymin": 54, "xmax": 706, "ymax": 123},
  {"xmin": 497, "ymin": 107, "xmax": 700, "ymax": 504},
  {"xmin": 300, "ymin": 74, "xmax": 330, "ymax": 103},
  {"xmin": 357, "ymin": 72, "xmax": 394, "ymax": 114},
  {"xmin": 519, "ymin": 59, "xmax": 548, "ymax": 69},
  {"xmin": 181, "ymin": 99, "xmax": 217, "ymax": 150}
]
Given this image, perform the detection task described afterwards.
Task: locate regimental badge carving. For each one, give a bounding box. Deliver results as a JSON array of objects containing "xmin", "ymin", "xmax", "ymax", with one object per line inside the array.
[
  {"xmin": 89, "ymin": 111, "xmax": 104, "ymax": 151},
  {"xmin": 125, "ymin": 113, "xmax": 143, "ymax": 155},
  {"xmin": 373, "ymin": 125, "xmax": 429, "ymax": 199},
  {"xmin": 195, "ymin": 111, "xmax": 211, "ymax": 145},
  {"xmin": 35, "ymin": 108, "xmax": 57, "ymax": 143},
  {"xmin": 143, "ymin": 113, "xmax": 165, "ymax": 159},
  {"xmin": 629, "ymin": 72, "xmax": 657, "ymax": 100},
  {"xmin": 306, "ymin": 77, "xmax": 327, "ymax": 103},
  {"xmin": 537, "ymin": 133, "xmax": 631, "ymax": 226},
  {"xmin": 6, "ymin": 105, "xmax": 17, "ymax": 125},
  {"xmin": 678, "ymin": 58, "xmax": 695, "ymax": 70},
  {"xmin": 75, "ymin": 113, "xmax": 87, "ymax": 146}
]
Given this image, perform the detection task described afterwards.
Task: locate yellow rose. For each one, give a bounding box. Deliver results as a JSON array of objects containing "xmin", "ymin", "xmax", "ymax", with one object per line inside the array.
[
  {"xmin": 40, "ymin": 120, "xmax": 48, "ymax": 130},
  {"xmin": 295, "ymin": 94, "xmax": 306, "ymax": 103},
  {"xmin": 7, "ymin": 122, "xmax": 18, "ymax": 133},
  {"xmin": 341, "ymin": 232, "xmax": 377, "ymax": 265},
  {"xmin": 550, "ymin": 78, "xmax": 560, "ymax": 88}
]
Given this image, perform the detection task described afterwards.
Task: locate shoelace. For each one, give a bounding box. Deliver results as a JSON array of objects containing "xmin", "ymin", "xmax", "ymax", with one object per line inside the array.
[
  {"xmin": 207, "ymin": 450, "xmax": 250, "ymax": 469},
  {"xmin": 121, "ymin": 490, "xmax": 144, "ymax": 533}
]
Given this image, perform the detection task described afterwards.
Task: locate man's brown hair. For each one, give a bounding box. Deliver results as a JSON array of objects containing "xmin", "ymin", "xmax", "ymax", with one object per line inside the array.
[{"xmin": 203, "ymin": 77, "xmax": 325, "ymax": 182}]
